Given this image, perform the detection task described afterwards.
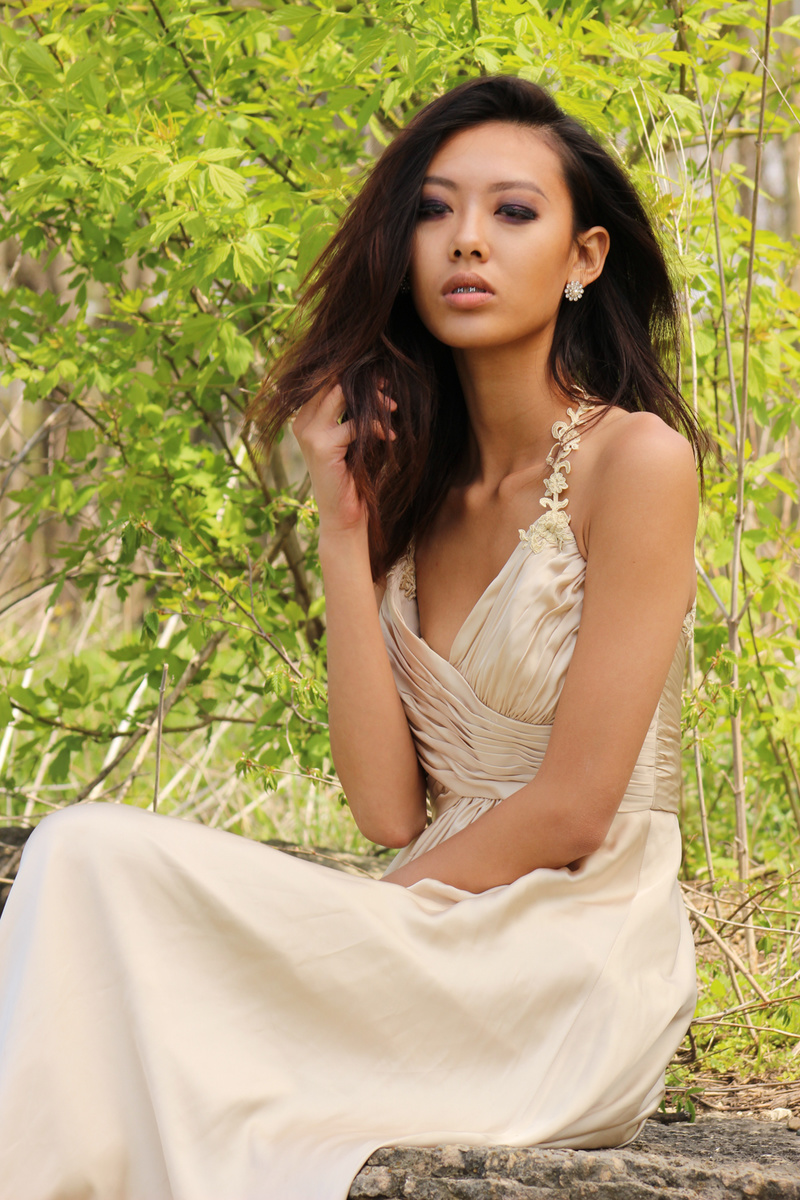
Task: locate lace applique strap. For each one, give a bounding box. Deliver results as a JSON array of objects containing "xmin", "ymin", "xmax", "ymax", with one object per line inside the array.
[
  {"xmin": 397, "ymin": 540, "xmax": 417, "ymax": 600},
  {"xmin": 681, "ymin": 601, "xmax": 696, "ymax": 640},
  {"xmin": 519, "ymin": 399, "xmax": 593, "ymax": 554}
]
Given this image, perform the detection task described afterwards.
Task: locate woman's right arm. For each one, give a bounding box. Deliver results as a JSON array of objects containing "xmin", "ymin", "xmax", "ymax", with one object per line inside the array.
[{"xmin": 292, "ymin": 384, "xmax": 428, "ymax": 848}]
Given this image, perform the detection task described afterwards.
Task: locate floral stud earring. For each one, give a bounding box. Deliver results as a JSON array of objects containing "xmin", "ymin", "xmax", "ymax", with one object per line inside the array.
[{"xmin": 564, "ymin": 280, "xmax": 584, "ymax": 301}]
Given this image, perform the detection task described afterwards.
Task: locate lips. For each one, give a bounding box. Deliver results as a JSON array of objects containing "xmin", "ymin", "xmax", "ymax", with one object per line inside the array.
[{"xmin": 442, "ymin": 272, "xmax": 494, "ymax": 296}]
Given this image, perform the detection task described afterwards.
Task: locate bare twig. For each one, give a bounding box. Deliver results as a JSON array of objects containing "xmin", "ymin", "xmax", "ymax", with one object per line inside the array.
[
  {"xmin": 153, "ymin": 663, "xmax": 169, "ymax": 812},
  {"xmin": 692, "ymin": 991, "xmax": 800, "ymax": 1024},
  {"xmin": 0, "ymin": 407, "xmax": 68, "ymax": 503},
  {"xmin": 22, "ymin": 1, "xmax": 64, "ymax": 68},
  {"xmin": 729, "ymin": 0, "xmax": 773, "ymax": 969},
  {"xmin": 691, "ymin": 73, "xmax": 739, "ymax": 445},
  {"xmin": 72, "ymin": 630, "xmax": 226, "ymax": 803},
  {"xmin": 695, "ymin": 560, "xmax": 729, "ymax": 620},
  {"xmin": 685, "ymin": 901, "xmax": 769, "ymax": 1003}
]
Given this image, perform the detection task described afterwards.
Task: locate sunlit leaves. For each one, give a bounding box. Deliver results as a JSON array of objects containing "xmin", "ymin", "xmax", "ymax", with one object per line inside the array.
[{"xmin": 0, "ymin": 0, "xmax": 798, "ymax": 887}]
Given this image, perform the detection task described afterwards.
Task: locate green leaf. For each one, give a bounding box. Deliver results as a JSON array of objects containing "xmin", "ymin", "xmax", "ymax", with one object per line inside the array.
[
  {"xmin": 166, "ymin": 160, "xmax": 198, "ymax": 185},
  {"xmin": 231, "ymin": 244, "xmax": 253, "ymax": 286},
  {"xmin": 85, "ymin": 72, "xmax": 107, "ymax": 110},
  {"xmin": 67, "ymin": 429, "xmax": 96, "ymax": 460},
  {"xmin": 206, "ymin": 163, "xmax": 247, "ymax": 201},
  {"xmin": 65, "ymin": 56, "xmax": 102, "ymax": 86},
  {"xmin": 200, "ymin": 148, "xmax": 242, "ymax": 163},
  {"xmin": 692, "ymin": 328, "xmax": 717, "ymax": 357},
  {"xmin": 19, "ymin": 42, "xmax": 60, "ymax": 83},
  {"xmin": 49, "ymin": 745, "xmax": 71, "ymax": 783},
  {"xmin": 219, "ymin": 323, "xmax": 254, "ymax": 378},
  {"xmin": 142, "ymin": 611, "xmax": 160, "ymax": 643},
  {"xmin": 1, "ymin": 0, "xmax": 798, "ymax": 901}
]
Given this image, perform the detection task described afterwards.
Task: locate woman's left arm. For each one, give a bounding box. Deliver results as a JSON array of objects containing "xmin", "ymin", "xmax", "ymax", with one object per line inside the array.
[{"xmin": 384, "ymin": 415, "xmax": 699, "ymax": 892}]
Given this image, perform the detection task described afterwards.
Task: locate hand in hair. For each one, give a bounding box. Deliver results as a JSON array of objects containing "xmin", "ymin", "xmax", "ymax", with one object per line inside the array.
[{"xmin": 293, "ymin": 383, "xmax": 396, "ymax": 538}]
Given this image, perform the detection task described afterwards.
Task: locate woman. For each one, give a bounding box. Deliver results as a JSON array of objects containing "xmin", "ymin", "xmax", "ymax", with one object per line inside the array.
[{"xmin": 0, "ymin": 77, "xmax": 701, "ymax": 1200}]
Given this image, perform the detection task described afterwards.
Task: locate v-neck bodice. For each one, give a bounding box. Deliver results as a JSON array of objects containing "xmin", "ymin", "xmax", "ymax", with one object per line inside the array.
[
  {"xmin": 397, "ymin": 400, "xmax": 591, "ymax": 666},
  {"xmin": 378, "ymin": 400, "xmax": 693, "ymax": 833}
]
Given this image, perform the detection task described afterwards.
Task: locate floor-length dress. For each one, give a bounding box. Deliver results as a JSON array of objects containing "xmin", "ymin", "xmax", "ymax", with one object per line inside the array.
[{"xmin": 0, "ymin": 402, "xmax": 696, "ymax": 1200}]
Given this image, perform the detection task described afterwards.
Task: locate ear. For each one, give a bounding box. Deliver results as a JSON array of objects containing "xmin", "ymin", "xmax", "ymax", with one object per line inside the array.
[{"xmin": 571, "ymin": 226, "xmax": 610, "ymax": 287}]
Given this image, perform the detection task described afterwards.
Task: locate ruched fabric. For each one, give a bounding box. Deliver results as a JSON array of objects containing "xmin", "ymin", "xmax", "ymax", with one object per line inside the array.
[{"xmin": 0, "ymin": 408, "xmax": 696, "ymax": 1200}]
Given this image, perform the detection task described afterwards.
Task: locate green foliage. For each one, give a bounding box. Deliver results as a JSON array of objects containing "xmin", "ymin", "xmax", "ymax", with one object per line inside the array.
[{"xmin": 1, "ymin": 0, "xmax": 800, "ymax": 1084}]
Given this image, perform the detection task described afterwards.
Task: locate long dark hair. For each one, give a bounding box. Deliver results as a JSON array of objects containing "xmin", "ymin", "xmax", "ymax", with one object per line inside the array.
[{"xmin": 248, "ymin": 76, "xmax": 706, "ymax": 579}]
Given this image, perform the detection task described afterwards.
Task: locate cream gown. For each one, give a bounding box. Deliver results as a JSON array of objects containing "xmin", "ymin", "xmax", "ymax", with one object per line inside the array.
[{"xmin": 0, "ymin": 402, "xmax": 696, "ymax": 1200}]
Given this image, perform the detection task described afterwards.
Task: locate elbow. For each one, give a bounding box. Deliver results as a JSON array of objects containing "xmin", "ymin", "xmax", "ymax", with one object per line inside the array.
[
  {"xmin": 377, "ymin": 828, "xmax": 423, "ymax": 850},
  {"xmin": 567, "ymin": 830, "xmax": 605, "ymax": 862},
  {"xmin": 347, "ymin": 773, "xmax": 429, "ymax": 849},
  {"xmin": 563, "ymin": 811, "xmax": 613, "ymax": 863},
  {"xmin": 357, "ymin": 809, "xmax": 427, "ymax": 850},
  {"xmin": 559, "ymin": 779, "xmax": 624, "ymax": 863}
]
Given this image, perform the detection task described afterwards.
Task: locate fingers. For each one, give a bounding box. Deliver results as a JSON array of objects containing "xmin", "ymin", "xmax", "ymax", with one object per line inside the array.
[
  {"xmin": 377, "ymin": 387, "xmax": 398, "ymax": 413},
  {"xmin": 372, "ymin": 418, "xmax": 396, "ymax": 441},
  {"xmin": 293, "ymin": 382, "xmax": 342, "ymax": 426},
  {"xmin": 330, "ymin": 418, "xmax": 396, "ymax": 444},
  {"xmin": 295, "ymin": 383, "xmax": 397, "ymax": 445},
  {"xmin": 329, "ymin": 417, "xmax": 357, "ymax": 447},
  {"xmin": 318, "ymin": 383, "xmax": 346, "ymax": 423},
  {"xmin": 308, "ymin": 415, "xmax": 395, "ymax": 452}
]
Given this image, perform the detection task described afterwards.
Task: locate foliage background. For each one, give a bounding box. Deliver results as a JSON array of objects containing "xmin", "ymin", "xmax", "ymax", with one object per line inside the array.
[{"xmin": 1, "ymin": 0, "xmax": 800, "ymax": 1103}]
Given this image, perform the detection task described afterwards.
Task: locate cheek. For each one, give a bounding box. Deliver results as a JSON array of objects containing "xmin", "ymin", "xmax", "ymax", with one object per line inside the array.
[
  {"xmin": 408, "ymin": 233, "xmax": 440, "ymax": 312},
  {"xmin": 409, "ymin": 227, "xmax": 434, "ymax": 282},
  {"xmin": 518, "ymin": 228, "xmax": 570, "ymax": 268}
]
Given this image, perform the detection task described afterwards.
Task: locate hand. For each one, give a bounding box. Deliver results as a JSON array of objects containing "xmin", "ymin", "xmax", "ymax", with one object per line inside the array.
[{"xmin": 292, "ymin": 384, "xmax": 395, "ymax": 537}]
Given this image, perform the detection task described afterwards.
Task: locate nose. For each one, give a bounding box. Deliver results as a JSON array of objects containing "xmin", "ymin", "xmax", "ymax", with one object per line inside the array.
[{"xmin": 449, "ymin": 209, "xmax": 489, "ymax": 261}]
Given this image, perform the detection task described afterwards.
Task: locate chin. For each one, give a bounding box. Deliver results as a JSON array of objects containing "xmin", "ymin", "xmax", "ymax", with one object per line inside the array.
[
  {"xmin": 420, "ymin": 317, "xmax": 502, "ymax": 346},
  {"xmin": 437, "ymin": 327, "xmax": 528, "ymax": 351}
]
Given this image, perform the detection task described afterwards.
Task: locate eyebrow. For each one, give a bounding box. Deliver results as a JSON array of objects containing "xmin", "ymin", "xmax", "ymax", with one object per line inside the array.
[{"xmin": 422, "ymin": 175, "xmax": 548, "ymax": 201}]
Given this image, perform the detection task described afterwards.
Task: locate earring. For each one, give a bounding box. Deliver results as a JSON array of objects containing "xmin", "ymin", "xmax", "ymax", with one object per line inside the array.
[
  {"xmin": 564, "ymin": 280, "xmax": 584, "ymax": 301},
  {"xmin": 399, "ymin": 275, "xmax": 411, "ymax": 294}
]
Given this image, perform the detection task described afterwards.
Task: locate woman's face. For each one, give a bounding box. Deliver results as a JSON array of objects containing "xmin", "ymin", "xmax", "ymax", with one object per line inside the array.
[{"xmin": 409, "ymin": 121, "xmax": 607, "ymax": 353}]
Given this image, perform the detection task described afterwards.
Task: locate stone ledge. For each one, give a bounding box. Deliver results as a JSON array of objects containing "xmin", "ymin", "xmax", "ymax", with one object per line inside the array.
[{"xmin": 349, "ymin": 1118, "xmax": 800, "ymax": 1199}]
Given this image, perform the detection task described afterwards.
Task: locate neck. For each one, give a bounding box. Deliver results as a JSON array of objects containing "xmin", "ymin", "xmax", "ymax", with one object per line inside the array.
[{"xmin": 452, "ymin": 340, "xmax": 571, "ymax": 486}]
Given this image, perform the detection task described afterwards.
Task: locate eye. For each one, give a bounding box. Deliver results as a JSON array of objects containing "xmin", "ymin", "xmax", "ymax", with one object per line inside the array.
[
  {"xmin": 497, "ymin": 204, "xmax": 538, "ymax": 221},
  {"xmin": 418, "ymin": 199, "xmax": 450, "ymax": 219}
]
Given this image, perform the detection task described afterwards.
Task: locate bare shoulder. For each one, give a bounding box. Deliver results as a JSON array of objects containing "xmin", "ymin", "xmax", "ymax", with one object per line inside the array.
[
  {"xmin": 594, "ymin": 407, "xmax": 694, "ymax": 465},
  {"xmin": 591, "ymin": 409, "xmax": 697, "ymax": 501},
  {"xmin": 578, "ymin": 408, "xmax": 698, "ymax": 552}
]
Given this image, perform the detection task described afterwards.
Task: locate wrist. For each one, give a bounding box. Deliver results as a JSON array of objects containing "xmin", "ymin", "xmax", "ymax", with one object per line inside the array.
[{"xmin": 318, "ymin": 524, "xmax": 371, "ymax": 570}]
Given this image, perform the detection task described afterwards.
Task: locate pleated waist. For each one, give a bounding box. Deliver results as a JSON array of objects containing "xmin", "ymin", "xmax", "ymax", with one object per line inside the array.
[
  {"xmin": 427, "ymin": 718, "xmax": 676, "ymax": 818},
  {"xmin": 380, "ymin": 564, "xmax": 686, "ymax": 831}
]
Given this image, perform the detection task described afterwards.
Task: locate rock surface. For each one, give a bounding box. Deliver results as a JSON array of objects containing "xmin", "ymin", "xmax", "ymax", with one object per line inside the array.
[{"xmin": 349, "ymin": 1118, "xmax": 800, "ymax": 1198}]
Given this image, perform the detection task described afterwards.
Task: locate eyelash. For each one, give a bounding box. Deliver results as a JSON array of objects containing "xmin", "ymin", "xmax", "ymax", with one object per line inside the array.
[
  {"xmin": 499, "ymin": 204, "xmax": 538, "ymax": 221},
  {"xmin": 417, "ymin": 201, "xmax": 538, "ymax": 222}
]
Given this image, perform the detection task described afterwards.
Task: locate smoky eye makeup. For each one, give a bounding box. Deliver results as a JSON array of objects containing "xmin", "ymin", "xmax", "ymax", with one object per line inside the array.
[
  {"xmin": 417, "ymin": 197, "xmax": 449, "ymax": 217},
  {"xmin": 497, "ymin": 203, "xmax": 538, "ymax": 220},
  {"xmin": 416, "ymin": 193, "xmax": 540, "ymax": 221}
]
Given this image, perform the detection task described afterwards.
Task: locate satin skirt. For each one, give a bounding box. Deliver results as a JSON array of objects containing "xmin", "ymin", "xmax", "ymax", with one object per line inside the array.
[{"xmin": 0, "ymin": 800, "xmax": 695, "ymax": 1200}]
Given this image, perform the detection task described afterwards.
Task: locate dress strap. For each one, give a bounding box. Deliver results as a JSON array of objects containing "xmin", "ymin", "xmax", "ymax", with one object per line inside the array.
[
  {"xmin": 397, "ymin": 541, "xmax": 417, "ymax": 600},
  {"xmin": 519, "ymin": 399, "xmax": 593, "ymax": 555}
]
